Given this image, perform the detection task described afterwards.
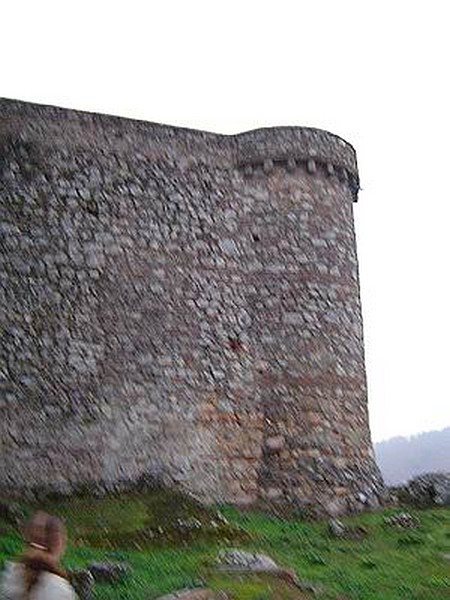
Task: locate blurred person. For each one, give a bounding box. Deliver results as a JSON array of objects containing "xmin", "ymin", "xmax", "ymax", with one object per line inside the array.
[{"xmin": 1, "ymin": 511, "xmax": 77, "ymax": 599}]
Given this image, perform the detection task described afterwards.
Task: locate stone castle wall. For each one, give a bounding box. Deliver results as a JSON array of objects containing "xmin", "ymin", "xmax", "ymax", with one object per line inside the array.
[{"xmin": 0, "ymin": 98, "xmax": 383, "ymax": 514}]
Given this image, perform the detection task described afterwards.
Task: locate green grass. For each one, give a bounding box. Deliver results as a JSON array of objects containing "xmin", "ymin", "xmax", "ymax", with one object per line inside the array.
[
  {"xmin": 1, "ymin": 489, "xmax": 450, "ymax": 599},
  {"xmin": 208, "ymin": 572, "xmax": 310, "ymax": 600}
]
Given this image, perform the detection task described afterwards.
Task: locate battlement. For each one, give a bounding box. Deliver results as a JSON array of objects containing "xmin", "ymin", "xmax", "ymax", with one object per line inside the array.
[
  {"xmin": 235, "ymin": 126, "xmax": 358, "ymax": 200},
  {"xmin": 1, "ymin": 98, "xmax": 359, "ymax": 200}
]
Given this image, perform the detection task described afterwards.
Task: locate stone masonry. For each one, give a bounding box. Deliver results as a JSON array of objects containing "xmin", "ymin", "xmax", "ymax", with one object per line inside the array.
[{"xmin": 0, "ymin": 98, "xmax": 383, "ymax": 515}]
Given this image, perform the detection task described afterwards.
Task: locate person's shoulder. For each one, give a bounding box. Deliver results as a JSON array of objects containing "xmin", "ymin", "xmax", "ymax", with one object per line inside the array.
[
  {"xmin": 0, "ymin": 562, "xmax": 77, "ymax": 600},
  {"xmin": 1, "ymin": 561, "xmax": 24, "ymax": 577},
  {"xmin": 0, "ymin": 562, "xmax": 25, "ymax": 598},
  {"xmin": 37, "ymin": 572, "xmax": 77, "ymax": 600},
  {"xmin": 1, "ymin": 561, "xmax": 24, "ymax": 582}
]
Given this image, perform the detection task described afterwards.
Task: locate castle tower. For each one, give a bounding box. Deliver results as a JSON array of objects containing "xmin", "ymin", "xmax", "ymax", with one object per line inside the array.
[{"xmin": 0, "ymin": 99, "xmax": 383, "ymax": 514}]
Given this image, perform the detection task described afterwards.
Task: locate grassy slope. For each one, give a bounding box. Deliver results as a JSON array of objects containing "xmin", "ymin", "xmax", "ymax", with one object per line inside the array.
[{"xmin": 0, "ymin": 490, "xmax": 449, "ymax": 600}]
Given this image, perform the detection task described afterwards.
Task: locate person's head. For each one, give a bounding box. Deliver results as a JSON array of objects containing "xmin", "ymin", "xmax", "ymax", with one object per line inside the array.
[{"xmin": 23, "ymin": 511, "xmax": 67, "ymax": 561}]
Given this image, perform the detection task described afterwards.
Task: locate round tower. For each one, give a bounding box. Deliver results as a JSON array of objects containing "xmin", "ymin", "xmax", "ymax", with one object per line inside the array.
[
  {"xmin": 232, "ymin": 128, "xmax": 382, "ymax": 514},
  {"xmin": 0, "ymin": 98, "xmax": 383, "ymax": 514}
]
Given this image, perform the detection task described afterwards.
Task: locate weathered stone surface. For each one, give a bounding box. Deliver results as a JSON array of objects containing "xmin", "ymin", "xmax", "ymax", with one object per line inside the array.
[
  {"xmin": 328, "ymin": 518, "xmax": 367, "ymax": 540},
  {"xmin": 328, "ymin": 518, "xmax": 347, "ymax": 538},
  {"xmin": 265, "ymin": 435, "xmax": 285, "ymax": 452},
  {"xmin": 394, "ymin": 473, "xmax": 450, "ymax": 507},
  {"xmin": 87, "ymin": 561, "xmax": 129, "ymax": 583},
  {"xmin": 215, "ymin": 555, "xmax": 323, "ymax": 596},
  {"xmin": 383, "ymin": 512, "xmax": 419, "ymax": 529},
  {"xmin": 0, "ymin": 98, "xmax": 383, "ymax": 514},
  {"xmin": 67, "ymin": 569, "xmax": 94, "ymax": 600},
  {"xmin": 216, "ymin": 549, "xmax": 280, "ymax": 572},
  {"xmin": 156, "ymin": 589, "xmax": 226, "ymax": 600}
]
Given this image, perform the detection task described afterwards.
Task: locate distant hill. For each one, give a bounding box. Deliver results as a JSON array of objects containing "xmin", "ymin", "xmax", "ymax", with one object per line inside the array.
[{"xmin": 374, "ymin": 426, "xmax": 450, "ymax": 485}]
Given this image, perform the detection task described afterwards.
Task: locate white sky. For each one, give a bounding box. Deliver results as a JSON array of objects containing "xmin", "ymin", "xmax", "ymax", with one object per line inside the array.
[{"xmin": 2, "ymin": 1, "xmax": 449, "ymax": 442}]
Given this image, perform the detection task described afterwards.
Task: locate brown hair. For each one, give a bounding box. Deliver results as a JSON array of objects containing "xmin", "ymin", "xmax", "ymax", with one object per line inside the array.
[{"xmin": 20, "ymin": 511, "xmax": 67, "ymax": 596}]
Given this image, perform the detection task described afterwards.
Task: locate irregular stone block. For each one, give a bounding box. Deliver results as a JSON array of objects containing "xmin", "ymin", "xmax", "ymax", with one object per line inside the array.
[
  {"xmin": 397, "ymin": 473, "xmax": 450, "ymax": 506},
  {"xmin": 87, "ymin": 561, "xmax": 129, "ymax": 583},
  {"xmin": 217, "ymin": 549, "xmax": 280, "ymax": 572},
  {"xmin": 156, "ymin": 589, "xmax": 224, "ymax": 600},
  {"xmin": 68, "ymin": 569, "xmax": 94, "ymax": 600},
  {"xmin": 383, "ymin": 512, "xmax": 420, "ymax": 529},
  {"xmin": 265, "ymin": 435, "xmax": 285, "ymax": 452}
]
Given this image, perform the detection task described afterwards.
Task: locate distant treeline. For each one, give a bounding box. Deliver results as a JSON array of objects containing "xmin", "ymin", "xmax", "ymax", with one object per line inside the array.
[{"xmin": 374, "ymin": 426, "xmax": 450, "ymax": 485}]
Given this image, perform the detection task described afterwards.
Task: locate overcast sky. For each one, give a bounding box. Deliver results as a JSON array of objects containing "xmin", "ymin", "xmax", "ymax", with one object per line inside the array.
[{"xmin": 3, "ymin": 1, "xmax": 449, "ymax": 442}]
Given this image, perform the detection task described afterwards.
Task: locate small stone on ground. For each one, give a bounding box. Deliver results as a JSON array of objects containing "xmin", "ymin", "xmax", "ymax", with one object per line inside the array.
[
  {"xmin": 216, "ymin": 549, "xmax": 280, "ymax": 572},
  {"xmin": 87, "ymin": 560, "xmax": 129, "ymax": 583},
  {"xmin": 156, "ymin": 588, "xmax": 227, "ymax": 600},
  {"xmin": 383, "ymin": 512, "xmax": 420, "ymax": 528},
  {"xmin": 328, "ymin": 518, "xmax": 368, "ymax": 540}
]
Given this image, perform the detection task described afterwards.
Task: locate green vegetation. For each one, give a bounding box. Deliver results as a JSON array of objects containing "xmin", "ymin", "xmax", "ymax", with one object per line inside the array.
[
  {"xmin": 208, "ymin": 572, "xmax": 310, "ymax": 600},
  {"xmin": 1, "ymin": 489, "xmax": 449, "ymax": 599}
]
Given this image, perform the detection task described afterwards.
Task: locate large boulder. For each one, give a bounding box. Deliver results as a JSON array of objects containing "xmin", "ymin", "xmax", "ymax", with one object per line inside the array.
[
  {"xmin": 395, "ymin": 473, "xmax": 450, "ymax": 507},
  {"xmin": 215, "ymin": 552, "xmax": 324, "ymax": 597}
]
